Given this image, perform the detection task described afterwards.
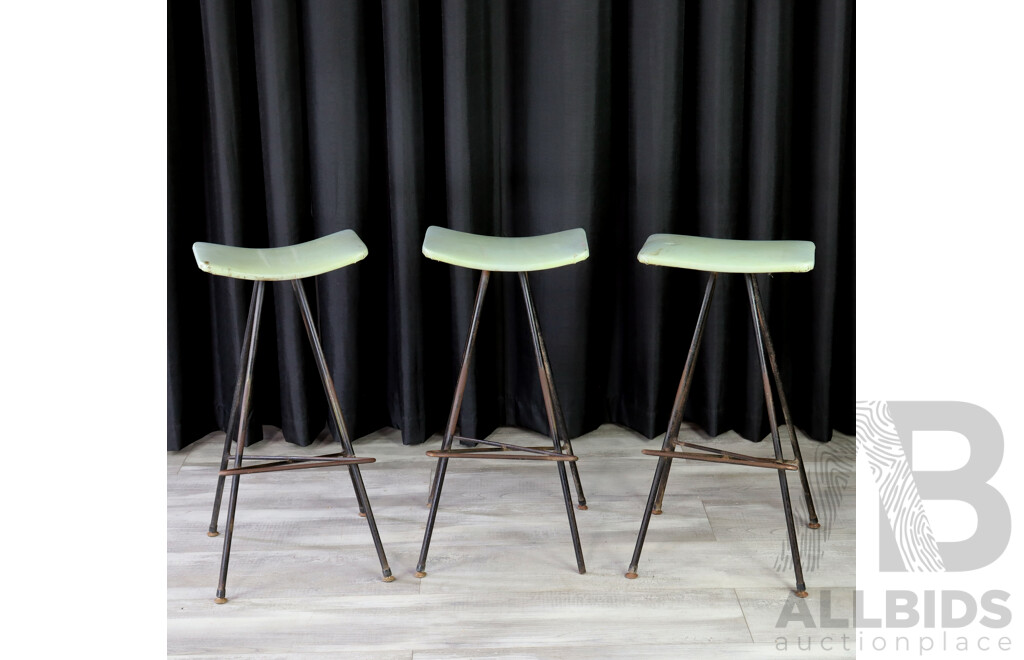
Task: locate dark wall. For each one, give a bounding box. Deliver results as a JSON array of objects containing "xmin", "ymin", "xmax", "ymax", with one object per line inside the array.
[{"xmin": 168, "ymin": 0, "xmax": 854, "ymax": 451}]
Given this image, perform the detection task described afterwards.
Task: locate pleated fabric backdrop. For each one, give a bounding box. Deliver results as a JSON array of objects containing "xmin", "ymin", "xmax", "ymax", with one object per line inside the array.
[{"xmin": 168, "ymin": 0, "xmax": 854, "ymax": 451}]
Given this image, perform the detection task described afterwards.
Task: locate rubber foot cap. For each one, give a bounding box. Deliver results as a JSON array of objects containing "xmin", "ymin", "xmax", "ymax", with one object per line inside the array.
[
  {"xmin": 414, "ymin": 571, "xmax": 427, "ymax": 578},
  {"xmin": 382, "ymin": 575, "xmax": 395, "ymax": 582},
  {"xmin": 625, "ymin": 572, "xmax": 638, "ymax": 579},
  {"xmin": 808, "ymin": 522, "xmax": 821, "ymax": 529},
  {"xmin": 214, "ymin": 597, "xmax": 227, "ymax": 604},
  {"xmin": 207, "ymin": 531, "xmax": 219, "ymax": 537},
  {"xmin": 577, "ymin": 504, "xmax": 588, "ymax": 510},
  {"xmin": 796, "ymin": 591, "xmax": 809, "ymax": 598},
  {"xmin": 652, "ymin": 509, "xmax": 663, "ymax": 516},
  {"xmin": 358, "ymin": 512, "xmax": 367, "ymax": 518}
]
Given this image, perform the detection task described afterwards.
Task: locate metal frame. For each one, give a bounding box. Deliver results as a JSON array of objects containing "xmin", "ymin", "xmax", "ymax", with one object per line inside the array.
[
  {"xmin": 207, "ymin": 278, "xmax": 393, "ymax": 604},
  {"xmin": 415, "ymin": 270, "xmax": 587, "ymax": 578},
  {"xmin": 625, "ymin": 272, "xmax": 818, "ymax": 598}
]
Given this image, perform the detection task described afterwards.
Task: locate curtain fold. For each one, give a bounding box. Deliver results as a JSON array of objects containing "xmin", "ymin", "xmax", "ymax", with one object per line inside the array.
[
  {"xmin": 251, "ymin": 0, "xmax": 326, "ymax": 445},
  {"xmin": 300, "ymin": 0, "xmax": 388, "ymax": 442},
  {"xmin": 168, "ymin": 0, "xmax": 854, "ymax": 451}
]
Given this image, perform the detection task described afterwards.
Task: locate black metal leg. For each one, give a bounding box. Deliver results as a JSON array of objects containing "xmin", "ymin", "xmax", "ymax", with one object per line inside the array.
[
  {"xmin": 416, "ymin": 271, "xmax": 491, "ymax": 577},
  {"xmin": 325, "ymin": 414, "xmax": 367, "ymax": 516},
  {"xmin": 653, "ymin": 273, "xmax": 718, "ymax": 514},
  {"xmin": 209, "ymin": 282, "xmax": 261, "ymax": 537},
  {"xmin": 520, "ymin": 272, "xmax": 586, "ymax": 574},
  {"xmin": 746, "ymin": 275, "xmax": 807, "ymax": 597},
  {"xmin": 534, "ymin": 312, "xmax": 587, "ymax": 510},
  {"xmin": 626, "ymin": 456, "xmax": 670, "ymax": 578},
  {"xmin": 291, "ymin": 282, "xmax": 366, "ymax": 517},
  {"xmin": 626, "ymin": 273, "xmax": 717, "ymax": 577},
  {"xmin": 216, "ymin": 281, "xmax": 265, "ymax": 603},
  {"xmin": 291, "ymin": 280, "xmax": 392, "ymax": 581},
  {"xmin": 748, "ymin": 275, "xmax": 819, "ymax": 528},
  {"xmin": 426, "ymin": 460, "xmax": 438, "ymax": 505}
]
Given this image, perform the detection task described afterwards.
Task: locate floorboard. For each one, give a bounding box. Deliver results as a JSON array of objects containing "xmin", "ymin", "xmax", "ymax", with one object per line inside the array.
[{"xmin": 168, "ymin": 424, "xmax": 855, "ymax": 657}]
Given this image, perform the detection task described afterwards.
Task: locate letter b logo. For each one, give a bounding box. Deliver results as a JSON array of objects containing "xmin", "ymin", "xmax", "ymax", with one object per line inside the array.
[{"xmin": 857, "ymin": 401, "xmax": 1010, "ymax": 571}]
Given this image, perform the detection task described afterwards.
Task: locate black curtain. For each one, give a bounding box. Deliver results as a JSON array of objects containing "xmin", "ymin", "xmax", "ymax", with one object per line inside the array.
[{"xmin": 168, "ymin": 0, "xmax": 854, "ymax": 451}]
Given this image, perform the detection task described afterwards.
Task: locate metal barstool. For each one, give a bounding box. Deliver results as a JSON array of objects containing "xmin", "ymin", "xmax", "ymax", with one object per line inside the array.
[
  {"xmin": 415, "ymin": 226, "xmax": 589, "ymax": 577},
  {"xmin": 193, "ymin": 229, "xmax": 393, "ymax": 603},
  {"xmin": 624, "ymin": 234, "xmax": 820, "ymax": 597}
]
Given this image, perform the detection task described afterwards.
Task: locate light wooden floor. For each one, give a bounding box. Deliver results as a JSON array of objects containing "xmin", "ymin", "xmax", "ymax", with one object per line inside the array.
[{"xmin": 168, "ymin": 424, "xmax": 855, "ymax": 658}]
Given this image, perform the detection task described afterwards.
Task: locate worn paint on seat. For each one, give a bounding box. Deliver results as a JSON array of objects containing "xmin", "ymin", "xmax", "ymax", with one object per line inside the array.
[
  {"xmin": 638, "ymin": 234, "xmax": 814, "ymax": 273},
  {"xmin": 421, "ymin": 226, "xmax": 589, "ymax": 272},
  {"xmin": 193, "ymin": 229, "xmax": 368, "ymax": 281}
]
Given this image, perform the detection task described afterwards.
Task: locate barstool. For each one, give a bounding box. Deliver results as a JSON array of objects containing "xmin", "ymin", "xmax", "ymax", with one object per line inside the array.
[
  {"xmin": 624, "ymin": 234, "xmax": 820, "ymax": 597},
  {"xmin": 415, "ymin": 226, "xmax": 589, "ymax": 577},
  {"xmin": 193, "ymin": 229, "xmax": 393, "ymax": 603}
]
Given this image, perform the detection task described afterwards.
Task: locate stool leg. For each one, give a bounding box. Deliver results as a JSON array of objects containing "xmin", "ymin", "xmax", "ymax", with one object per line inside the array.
[
  {"xmin": 326, "ymin": 412, "xmax": 367, "ymax": 516},
  {"xmin": 626, "ymin": 273, "xmax": 716, "ymax": 578},
  {"xmin": 289, "ymin": 281, "xmax": 366, "ymax": 518},
  {"xmin": 215, "ymin": 281, "xmax": 265, "ymax": 603},
  {"xmin": 209, "ymin": 281, "xmax": 260, "ymax": 537},
  {"xmin": 416, "ymin": 271, "xmax": 491, "ymax": 577},
  {"xmin": 291, "ymin": 280, "xmax": 393, "ymax": 582},
  {"xmin": 426, "ymin": 460, "xmax": 437, "ymax": 506},
  {"xmin": 652, "ymin": 273, "xmax": 718, "ymax": 515},
  {"xmin": 748, "ymin": 275, "xmax": 819, "ymax": 528},
  {"xmin": 746, "ymin": 275, "xmax": 807, "ymax": 597},
  {"xmin": 519, "ymin": 272, "xmax": 585, "ymax": 574},
  {"xmin": 534, "ymin": 307, "xmax": 587, "ymax": 510}
]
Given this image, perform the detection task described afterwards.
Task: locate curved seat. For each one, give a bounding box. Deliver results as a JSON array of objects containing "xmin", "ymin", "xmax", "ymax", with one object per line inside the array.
[
  {"xmin": 626, "ymin": 230, "xmax": 820, "ymax": 597},
  {"xmin": 194, "ymin": 226, "xmax": 392, "ymax": 601},
  {"xmin": 421, "ymin": 226, "xmax": 589, "ymax": 272},
  {"xmin": 193, "ymin": 229, "xmax": 368, "ymax": 281},
  {"xmin": 637, "ymin": 234, "xmax": 814, "ymax": 274}
]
